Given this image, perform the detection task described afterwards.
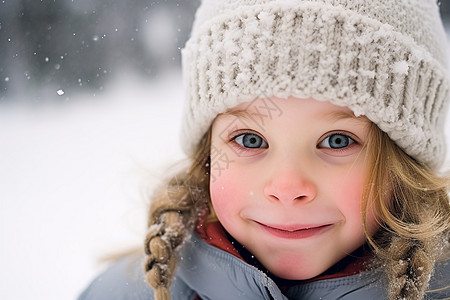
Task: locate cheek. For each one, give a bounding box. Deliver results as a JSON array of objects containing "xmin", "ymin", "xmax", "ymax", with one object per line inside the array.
[
  {"xmin": 334, "ymin": 171, "xmax": 380, "ymax": 234},
  {"xmin": 210, "ymin": 168, "xmax": 243, "ymax": 222},
  {"xmin": 332, "ymin": 171, "xmax": 366, "ymax": 222}
]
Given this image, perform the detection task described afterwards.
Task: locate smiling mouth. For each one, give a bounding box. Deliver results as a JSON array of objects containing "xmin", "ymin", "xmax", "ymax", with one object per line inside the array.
[{"xmin": 256, "ymin": 222, "xmax": 333, "ymax": 239}]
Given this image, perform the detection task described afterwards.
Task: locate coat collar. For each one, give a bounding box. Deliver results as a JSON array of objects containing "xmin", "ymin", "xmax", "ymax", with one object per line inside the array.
[{"xmin": 177, "ymin": 231, "xmax": 287, "ymax": 300}]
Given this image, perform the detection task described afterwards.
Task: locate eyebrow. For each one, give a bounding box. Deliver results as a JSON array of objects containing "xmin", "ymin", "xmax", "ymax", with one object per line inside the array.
[
  {"xmin": 325, "ymin": 111, "xmax": 371, "ymax": 128},
  {"xmin": 215, "ymin": 109, "xmax": 262, "ymax": 126},
  {"xmin": 323, "ymin": 110, "xmax": 360, "ymax": 121},
  {"xmin": 220, "ymin": 109, "xmax": 253, "ymax": 119}
]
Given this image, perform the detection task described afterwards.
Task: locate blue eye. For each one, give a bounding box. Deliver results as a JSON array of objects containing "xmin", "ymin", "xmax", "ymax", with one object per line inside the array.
[
  {"xmin": 319, "ymin": 133, "xmax": 354, "ymax": 149},
  {"xmin": 234, "ymin": 133, "xmax": 268, "ymax": 149}
]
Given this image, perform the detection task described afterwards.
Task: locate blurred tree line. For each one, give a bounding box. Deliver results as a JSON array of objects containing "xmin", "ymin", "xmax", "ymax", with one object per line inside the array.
[
  {"xmin": 0, "ymin": 0, "xmax": 200, "ymax": 103},
  {"xmin": 442, "ymin": 0, "xmax": 450, "ymax": 16},
  {"xmin": 0, "ymin": 0, "xmax": 449, "ymax": 103}
]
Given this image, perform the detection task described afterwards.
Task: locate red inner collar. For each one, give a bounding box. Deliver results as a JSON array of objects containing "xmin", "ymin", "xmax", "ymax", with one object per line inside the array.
[{"xmin": 196, "ymin": 220, "xmax": 244, "ymax": 260}]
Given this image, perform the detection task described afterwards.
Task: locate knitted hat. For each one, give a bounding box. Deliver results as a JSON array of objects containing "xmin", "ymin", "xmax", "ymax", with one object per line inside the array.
[{"xmin": 180, "ymin": 0, "xmax": 449, "ymax": 169}]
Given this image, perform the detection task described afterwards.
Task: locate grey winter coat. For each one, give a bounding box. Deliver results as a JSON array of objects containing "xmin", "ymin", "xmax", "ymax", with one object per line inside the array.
[{"xmin": 78, "ymin": 233, "xmax": 449, "ymax": 300}]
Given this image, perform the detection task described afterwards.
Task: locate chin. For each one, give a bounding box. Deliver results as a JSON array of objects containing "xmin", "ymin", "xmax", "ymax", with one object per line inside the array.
[
  {"xmin": 264, "ymin": 259, "xmax": 328, "ymax": 281},
  {"xmin": 271, "ymin": 268, "xmax": 322, "ymax": 281}
]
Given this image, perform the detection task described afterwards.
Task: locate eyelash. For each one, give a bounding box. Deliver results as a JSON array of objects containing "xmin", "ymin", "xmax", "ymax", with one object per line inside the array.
[
  {"xmin": 317, "ymin": 132, "xmax": 359, "ymax": 151},
  {"xmin": 229, "ymin": 130, "xmax": 268, "ymax": 150}
]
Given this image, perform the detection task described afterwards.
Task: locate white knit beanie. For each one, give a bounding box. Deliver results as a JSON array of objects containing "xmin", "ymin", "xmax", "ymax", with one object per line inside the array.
[{"xmin": 180, "ymin": 0, "xmax": 449, "ymax": 169}]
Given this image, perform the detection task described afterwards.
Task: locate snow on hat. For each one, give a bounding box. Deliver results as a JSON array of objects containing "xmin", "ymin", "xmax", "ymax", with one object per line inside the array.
[{"xmin": 180, "ymin": 0, "xmax": 449, "ymax": 169}]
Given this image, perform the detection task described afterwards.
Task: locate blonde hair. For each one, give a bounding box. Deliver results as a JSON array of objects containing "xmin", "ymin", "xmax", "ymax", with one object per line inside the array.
[
  {"xmin": 362, "ymin": 123, "xmax": 450, "ymax": 299},
  {"xmin": 144, "ymin": 123, "xmax": 450, "ymax": 300}
]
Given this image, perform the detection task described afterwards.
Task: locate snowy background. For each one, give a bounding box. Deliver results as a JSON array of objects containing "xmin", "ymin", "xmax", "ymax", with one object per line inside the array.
[{"xmin": 1, "ymin": 1, "xmax": 450, "ymax": 300}]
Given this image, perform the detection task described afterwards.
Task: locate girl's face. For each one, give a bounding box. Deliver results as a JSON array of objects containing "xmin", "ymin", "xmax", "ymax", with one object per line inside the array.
[{"xmin": 209, "ymin": 96, "xmax": 379, "ymax": 280}]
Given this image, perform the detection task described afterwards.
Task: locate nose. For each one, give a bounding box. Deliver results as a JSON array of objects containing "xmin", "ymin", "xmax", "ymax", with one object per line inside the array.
[{"xmin": 263, "ymin": 161, "xmax": 317, "ymax": 205}]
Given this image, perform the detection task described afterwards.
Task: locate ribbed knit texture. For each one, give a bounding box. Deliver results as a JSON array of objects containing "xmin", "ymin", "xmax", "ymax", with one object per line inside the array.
[{"xmin": 181, "ymin": 0, "xmax": 449, "ymax": 169}]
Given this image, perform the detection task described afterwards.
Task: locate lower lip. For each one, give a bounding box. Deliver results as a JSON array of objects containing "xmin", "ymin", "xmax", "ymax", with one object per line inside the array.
[{"xmin": 257, "ymin": 223, "xmax": 333, "ymax": 239}]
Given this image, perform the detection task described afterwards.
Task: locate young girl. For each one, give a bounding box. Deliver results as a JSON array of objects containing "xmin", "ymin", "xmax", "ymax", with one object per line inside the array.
[{"xmin": 79, "ymin": 0, "xmax": 450, "ymax": 299}]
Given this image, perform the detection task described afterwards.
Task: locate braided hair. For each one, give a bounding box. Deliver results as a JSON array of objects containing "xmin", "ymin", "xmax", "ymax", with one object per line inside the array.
[{"xmin": 143, "ymin": 130, "xmax": 211, "ymax": 300}]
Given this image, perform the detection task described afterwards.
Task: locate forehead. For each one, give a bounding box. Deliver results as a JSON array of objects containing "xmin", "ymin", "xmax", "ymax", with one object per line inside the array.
[{"xmin": 220, "ymin": 97, "xmax": 368, "ymax": 125}]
